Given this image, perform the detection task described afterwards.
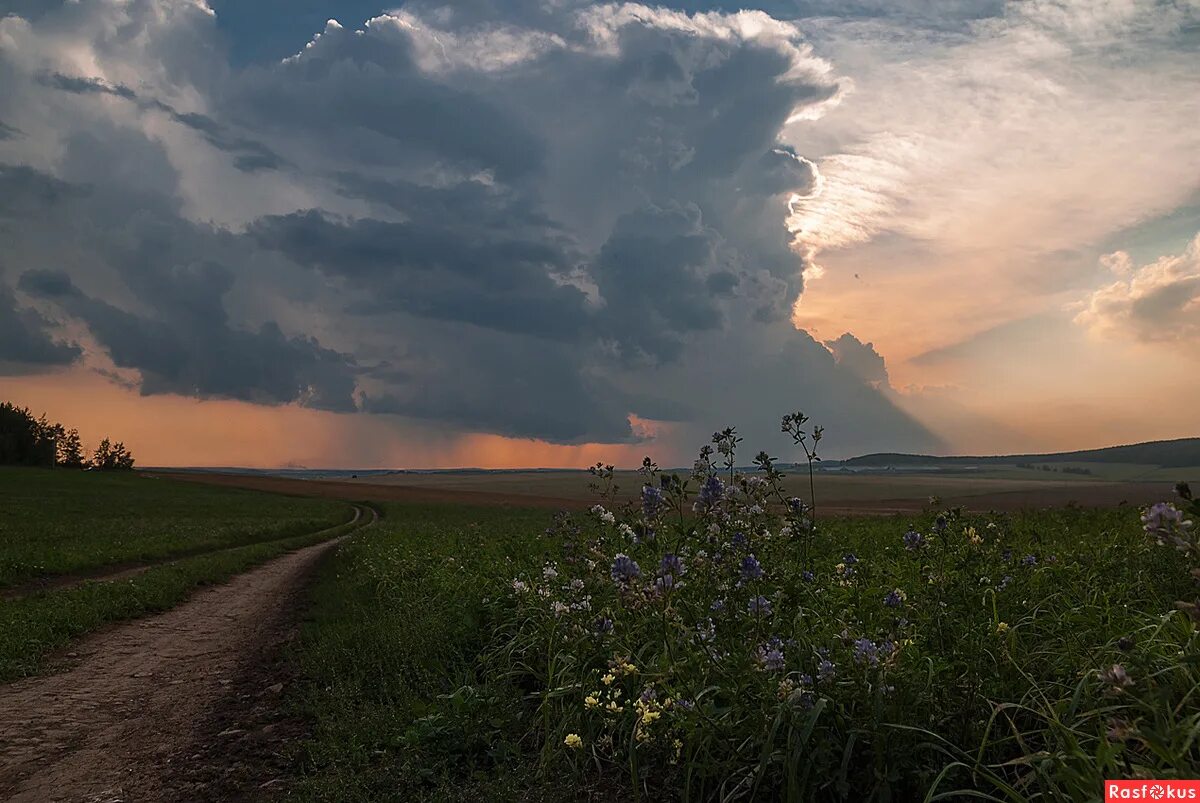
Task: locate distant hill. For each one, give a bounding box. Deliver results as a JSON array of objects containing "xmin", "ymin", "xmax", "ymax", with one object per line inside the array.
[{"xmin": 833, "ymin": 437, "xmax": 1200, "ymax": 469}]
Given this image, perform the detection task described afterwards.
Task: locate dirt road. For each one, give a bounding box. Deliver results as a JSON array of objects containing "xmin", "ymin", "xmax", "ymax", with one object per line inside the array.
[{"xmin": 0, "ymin": 530, "xmax": 353, "ymax": 801}]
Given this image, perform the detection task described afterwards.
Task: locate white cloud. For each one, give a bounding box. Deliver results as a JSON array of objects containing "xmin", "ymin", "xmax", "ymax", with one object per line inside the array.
[{"xmin": 1075, "ymin": 235, "xmax": 1200, "ymax": 343}]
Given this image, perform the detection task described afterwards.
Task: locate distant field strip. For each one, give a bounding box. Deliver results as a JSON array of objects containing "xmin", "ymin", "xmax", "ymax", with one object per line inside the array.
[
  {"xmin": 2, "ymin": 504, "xmax": 364, "ymax": 601},
  {"xmin": 0, "ymin": 468, "xmax": 350, "ymax": 589},
  {"xmin": 0, "ymin": 503, "xmax": 378, "ymax": 682}
]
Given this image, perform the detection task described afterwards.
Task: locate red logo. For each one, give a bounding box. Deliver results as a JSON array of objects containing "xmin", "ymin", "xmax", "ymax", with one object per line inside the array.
[{"xmin": 1106, "ymin": 781, "xmax": 1200, "ymax": 801}]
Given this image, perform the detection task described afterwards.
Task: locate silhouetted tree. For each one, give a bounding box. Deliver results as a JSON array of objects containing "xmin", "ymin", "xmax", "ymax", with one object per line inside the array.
[
  {"xmin": 1, "ymin": 401, "xmax": 134, "ymax": 469},
  {"xmin": 0, "ymin": 403, "xmax": 57, "ymax": 466},
  {"xmin": 56, "ymin": 427, "xmax": 87, "ymax": 468},
  {"xmin": 92, "ymin": 438, "xmax": 135, "ymax": 471}
]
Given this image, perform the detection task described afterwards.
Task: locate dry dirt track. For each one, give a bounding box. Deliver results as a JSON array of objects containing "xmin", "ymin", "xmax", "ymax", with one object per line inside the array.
[{"xmin": 0, "ymin": 528, "xmax": 357, "ymax": 802}]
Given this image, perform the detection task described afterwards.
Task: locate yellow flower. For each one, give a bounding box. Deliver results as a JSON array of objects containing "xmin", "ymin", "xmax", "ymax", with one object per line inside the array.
[
  {"xmin": 622, "ymin": 662, "xmax": 638, "ymax": 675},
  {"xmin": 606, "ymin": 700, "xmax": 624, "ymax": 714},
  {"xmin": 996, "ymin": 621, "xmax": 1009, "ymax": 634},
  {"xmin": 584, "ymin": 695, "xmax": 599, "ymax": 709},
  {"xmin": 966, "ymin": 526, "xmax": 982, "ymax": 546},
  {"xmin": 564, "ymin": 733, "xmax": 583, "ymax": 749},
  {"xmin": 602, "ymin": 673, "xmax": 616, "ymax": 686}
]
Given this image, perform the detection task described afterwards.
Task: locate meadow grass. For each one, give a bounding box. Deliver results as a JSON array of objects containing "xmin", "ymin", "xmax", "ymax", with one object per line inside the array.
[
  {"xmin": 0, "ymin": 467, "xmax": 348, "ymax": 588},
  {"xmin": 287, "ymin": 494, "xmax": 1198, "ymax": 801},
  {"xmin": 0, "ymin": 522, "xmax": 360, "ymax": 682}
]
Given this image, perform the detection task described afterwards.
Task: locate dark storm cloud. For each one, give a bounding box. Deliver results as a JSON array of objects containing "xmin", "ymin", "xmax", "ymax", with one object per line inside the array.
[
  {"xmin": 227, "ymin": 20, "xmax": 545, "ymax": 181},
  {"xmin": 41, "ymin": 72, "xmax": 287, "ymax": 173},
  {"xmin": 19, "ymin": 268, "xmax": 359, "ymax": 411},
  {"xmin": 0, "ymin": 284, "xmax": 81, "ymax": 371},
  {"xmin": 824, "ymin": 332, "xmax": 890, "ymax": 387},
  {"xmin": 249, "ymin": 209, "xmax": 590, "ymax": 340},
  {"xmin": 0, "ymin": 1, "xmax": 947, "ymax": 455},
  {"xmin": 0, "ymin": 121, "xmax": 22, "ymax": 140}
]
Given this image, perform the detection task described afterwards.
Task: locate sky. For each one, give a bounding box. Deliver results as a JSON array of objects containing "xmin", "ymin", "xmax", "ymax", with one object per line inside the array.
[{"xmin": 0, "ymin": 0, "xmax": 1197, "ymax": 468}]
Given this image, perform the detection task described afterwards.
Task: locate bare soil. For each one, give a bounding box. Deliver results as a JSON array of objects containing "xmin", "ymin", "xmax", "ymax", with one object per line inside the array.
[
  {"xmin": 149, "ymin": 469, "xmax": 1180, "ymax": 515},
  {"xmin": 0, "ymin": 536, "xmax": 345, "ymax": 802}
]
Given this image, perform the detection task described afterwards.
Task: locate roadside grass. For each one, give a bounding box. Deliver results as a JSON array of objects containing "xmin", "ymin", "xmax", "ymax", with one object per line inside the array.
[
  {"xmin": 0, "ymin": 467, "xmax": 348, "ymax": 589},
  {"xmin": 0, "ymin": 515, "xmax": 362, "ymax": 682},
  {"xmin": 287, "ymin": 501, "xmax": 1198, "ymax": 801}
]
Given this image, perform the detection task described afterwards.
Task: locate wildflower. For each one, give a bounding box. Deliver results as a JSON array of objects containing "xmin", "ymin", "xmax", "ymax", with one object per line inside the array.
[
  {"xmin": 605, "ymin": 700, "xmax": 624, "ymax": 714},
  {"xmin": 933, "ymin": 515, "xmax": 947, "ymax": 534},
  {"xmin": 748, "ymin": 595, "xmax": 772, "ymax": 615},
  {"xmin": 542, "ymin": 564, "xmax": 558, "ymax": 581},
  {"xmin": 590, "ymin": 505, "xmax": 617, "ymax": 525},
  {"xmin": 817, "ymin": 658, "xmax": 836, "ymax": 682},
  {"xmin": 511, "ymin": 579, "xmax": 529, "ymax": 593},
  {"xmin": 997, "ymin": 574, "xmax": 1012, "ymax": 590},
  {"xmin": 965, "ymin": 526, "xmax": 982, "ymax": 546},
  {"xmin": 698, "ymin": 475, "xmax": 724, "ymax": 507},
  {"xmin": 710, "ymin": 598, "xmax": 726, "ymax": 613},
  {"xmin": 842, "ymin": 552, "xmax": 859, "ymax": 565},
  {"xmin": 1098, "ymin": 664, "xmax": 1134, "ymax": 695},
  {"xmin": 642, "ymin": 484, "xmax": 665, "ymax": 518},
  {"xmin": 584, "ymin": 694, "xmax": 600, "ymax": 709},
  {"xmin": 660, "ymin": 554, "xmax": 684, "ymax": 576},
  {"xmin": 593, "ymin": 617, "xmax": 614, "ymax": 635},
  {"xmin": 564, "ymin": 733, "xmax": 583, "ymax": 749},
  {"xmin": 835, "ymin": 562, "xmax": 855, "ymax": 584},
  {"xmin": 739, "ymin": 554, "xmax": 763, "ymax": 581},
  {"xmin": 801, "ymin": 570, "xmax": 815, "ymax": 582},
  {"xmin": 995, "ymin": 621, "xmax": 1009, "ymax": 635},
  {"xmin": 903, "ymin": 530, "xmax": 926, "ymax": 550},
  {"xmin": 1021, "ymin": 554, "xmax": 1037, "ymax": 567},
  {"xmin": 567, "ymin": 578, "xmax": 585, "ymax": 592},
  {"xmin": 602, "ymin": 673, "xmax": 616, "ymax": 686},
  {"xmin": 852, "ymin": 638, "xmax": 880, "ymax": 666},
  {"xmin": 756, "ymin": 638, "xmax": 786, "ymax": 671},
  {"xmin": 1106, "ymin": 717, "xmax": 1134, "ymax": 742},
  {"xmin": 610, "ymin": 554, "xmax": 641, "ymax": 584},
  {"xmin": 1001, "ymin": 549, "xmax": 1013, "ymax": 562},
  {"xmin": 883, "ymin": 589, "xmax": 906, "ymax": 608},
  {"xmin": 731, "ymin": 531, "xmax": 748, "ymax": 548},
  {"xmin": 1142, "ymin": 501, "xmax": 1195, "ymax": 548}
]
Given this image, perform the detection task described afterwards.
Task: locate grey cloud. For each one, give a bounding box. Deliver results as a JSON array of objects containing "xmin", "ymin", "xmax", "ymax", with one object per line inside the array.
[
  {"xmin": 0, "ymin": 121, "xmax": 22, "ymax": 140},
  {"xmin": 0, "ymin": 284, "xmax": 81, "ymax": 371},
  {"xmin": 824, "ymin": 332, "xmax": 890, "ymax": 387},
  {"xmin": 43, "ymin": 72, "xmax": 287, "ymax": 173},
  {"xmin": 19, "ymin": 268, "xmax": 359, "ymax": 411}
]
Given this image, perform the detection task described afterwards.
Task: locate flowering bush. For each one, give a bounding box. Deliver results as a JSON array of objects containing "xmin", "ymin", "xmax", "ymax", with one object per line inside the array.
[{"xmin": 481, "ymin": 419, "xmax": 1200, "ymax": 800}]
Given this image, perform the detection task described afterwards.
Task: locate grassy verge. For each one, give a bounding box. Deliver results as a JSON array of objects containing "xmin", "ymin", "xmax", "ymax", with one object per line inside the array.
[
  {"xmin": 0, "ymin": 468, "xmax": 348, "ymax": 588},
  {"xmin": 286, "ymin": 499, "xmax": 1199, "ymax": 801},
  {"xmin": 0, "ymin": 513, "xmax": 362, "ymax": 682}
]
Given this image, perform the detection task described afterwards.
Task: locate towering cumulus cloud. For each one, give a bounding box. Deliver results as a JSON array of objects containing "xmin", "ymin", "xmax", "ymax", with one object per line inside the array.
[{"xmin": 0, "ymin": 0, "xmax": 941, "ymax": 460}]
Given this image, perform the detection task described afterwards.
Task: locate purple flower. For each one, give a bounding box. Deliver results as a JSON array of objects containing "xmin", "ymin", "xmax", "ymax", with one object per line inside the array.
[
  {"xmin": 611, "ymin": 553, "xmax": 641, "ymax": 583},
  {"xmin": 660, "ymin": 554, "xmax": 684, "ymax": 576},
  {"xmin": 710, "ymin": 598, "xmax": 726, "ymax": 613},
  {"xmin": 842, "ymin": 552, "xmax": 859, "ymax": 566},
  {"xmin": 817, "ymin": 658, "xmax": 836, "ymax": 682},
  {"xmin": 642, "ymin": 485, "xmax": 666, "ymax": 518},
  {"xmin": 731, "ymin": 531, "xmax": 748, "ymax": 548},
  {"xmin": 756, "ymin": 639, "xmax": 786, "ymax": 671},
  {"xmin": 739, "ymin": 554, "xmax": 763, "ymax": 581},
  {"xmin": 883, "ymin": 589, "xmax": 904, "ymax": 608},
  {"xmin": 933, "ymin": 515, "xmax": 948, "ymax": 534},
  {"xmin": 801, "ymin": 570, "xmax": 816, "ymax": 582},
  {"xmin": 903, "ymin": 530, "xmax": 925, "ymax": 550},
  {"xmin": 1142, "ymin": 501, "xmax": 1193, "ymax": 540},
  {"xmin": 593, "ymin": 617, "xmax": 614, "ymax": 635},
  {"xmin": 1021, "ymin": 554, "xmax": 1037, "ymax": 567},
  {"xmin": 748, "ymin": 595, "xmax": 772, "ymax": 615},
  {"xmin": 998, "ymin": 574, "xmax": 1012, "ymax": 590},
  {"xmin": 639, "ymin": 686, "xmax": 658, "ymax": 703},
  {"xmin": 1001, "ymin": 549, "xmax": 1013, "ymax": 562},
  {"xmin": 698, "ymin": 475, "xmax": 724, "ymax": 507},
  {"xmin": 853, "ymin": 638, "xmax": 880, "ymax": 666}
]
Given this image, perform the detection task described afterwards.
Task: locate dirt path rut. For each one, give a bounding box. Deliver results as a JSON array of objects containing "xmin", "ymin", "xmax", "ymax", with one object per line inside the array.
[{"xmin": 0, "ymin": 527, "xmax": 355, "ymax": 801}]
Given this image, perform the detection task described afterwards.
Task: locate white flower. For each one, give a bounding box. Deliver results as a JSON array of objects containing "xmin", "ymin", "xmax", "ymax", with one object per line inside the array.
[
  {"xmin": 543, "ymin": 564, "xmax": 559, "ymax": 581},
  {"xmin": 511, "ymin": 579, "xmax": 529, "ymax": 593}
]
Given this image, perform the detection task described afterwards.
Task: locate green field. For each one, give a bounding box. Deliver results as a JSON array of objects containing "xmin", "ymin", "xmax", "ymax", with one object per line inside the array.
[
  {"xmin": 0, "ymin": 467, "xmax": 348, "ymax": 589},
  {"xmin": 0, "ymin": 469, "xmax": 356, "ymax": 680},
  {"xmin": 288, "ymin": 491, "xmax": 1200, "ymax": 801}
]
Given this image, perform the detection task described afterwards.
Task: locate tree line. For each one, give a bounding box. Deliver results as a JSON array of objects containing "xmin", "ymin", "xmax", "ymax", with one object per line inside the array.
[{"xmin": 0, "ymin": 402, "xmax": 135, "ymax": 470}]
